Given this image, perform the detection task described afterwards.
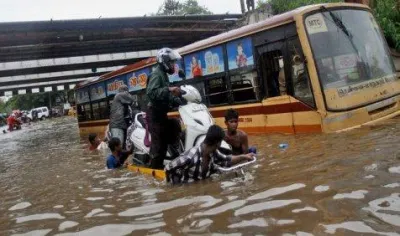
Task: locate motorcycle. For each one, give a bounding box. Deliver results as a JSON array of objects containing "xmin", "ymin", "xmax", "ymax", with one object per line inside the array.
[{"xmin": 128, "ymin": 70, "xmax": 232, "ymax": 167}]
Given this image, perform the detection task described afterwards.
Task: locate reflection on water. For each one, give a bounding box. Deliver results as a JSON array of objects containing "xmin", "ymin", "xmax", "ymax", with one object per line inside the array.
[{"xmin": 1, "ymin": 117, "xmax": 400, "ymax": 235}]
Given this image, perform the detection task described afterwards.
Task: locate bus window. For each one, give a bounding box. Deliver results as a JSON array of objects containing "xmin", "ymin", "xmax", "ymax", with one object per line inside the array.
[
  {"xmin": 206, "ymin": 77, "xmax": 229, "ymax": 106},
  {"xmin": 77, "ymin": 105, "xmax": 84, "ymax": 122},
  {"xmin": 99, "ymin": 101, "xmax": 108, "ymax": 119},
  {"xmin": 257, "ymin": 46, "xmax": 285, "ymax": 98},
  {"xmin": 288, "ymin": 39, "xmax": 315, "ymax": 107},
  {"xmin": 84, "ymin": 104, "xmax": 92, "ymax": 120},
  {"xmin": 92, "ymin": 103, "xmax": 100, "ymax": 120},
  {"xmin": 230, "ymin": 72, "xmax": 258, "ymax": 102}
]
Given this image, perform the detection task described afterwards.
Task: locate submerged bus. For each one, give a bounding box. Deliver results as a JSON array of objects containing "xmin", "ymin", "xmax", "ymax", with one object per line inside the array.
[{"xmin": 75, "ymin": 3, "xmax": 400, "ymax": 136}]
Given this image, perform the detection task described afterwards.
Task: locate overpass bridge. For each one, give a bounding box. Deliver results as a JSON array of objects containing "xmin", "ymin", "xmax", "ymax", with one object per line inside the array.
[{"xmin": 0, "ymin": 14, "xmax": 242, "ymax": 96}]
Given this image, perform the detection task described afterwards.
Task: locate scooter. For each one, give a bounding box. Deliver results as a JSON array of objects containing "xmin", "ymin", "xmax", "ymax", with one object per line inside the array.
[{"xmin": 128, "ymin": 70, "xmax": 232, "ymax": 167}]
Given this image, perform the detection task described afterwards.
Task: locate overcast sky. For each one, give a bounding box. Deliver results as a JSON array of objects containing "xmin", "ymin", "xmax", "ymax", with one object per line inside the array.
[{"xmin": 1, "ymin": 0, "xmax": 242, "ymax": 22}]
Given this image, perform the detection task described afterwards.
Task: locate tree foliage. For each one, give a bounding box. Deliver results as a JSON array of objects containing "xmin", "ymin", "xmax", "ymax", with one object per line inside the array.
[
  {"xmin": 373, "ymin": 0, "xmax": 400, "ymax": 51},
  {"xmin": 156, "ymin": 0, "xmax": 212, "ymax": 16},
  {"xmin": 257, "ymin": 0, "xmax": 343, "ymax": 15}
]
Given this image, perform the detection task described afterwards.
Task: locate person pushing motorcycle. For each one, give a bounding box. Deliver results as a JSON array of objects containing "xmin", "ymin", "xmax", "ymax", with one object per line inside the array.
[{"xmin": 146, "ymin": 48, "xmax": 185, "ymax": 169}]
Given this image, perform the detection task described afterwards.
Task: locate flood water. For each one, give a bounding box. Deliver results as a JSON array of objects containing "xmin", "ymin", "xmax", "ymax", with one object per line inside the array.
[{"xmin": 0, "ymin": 117, "xmax": 400, "ymax": 236}]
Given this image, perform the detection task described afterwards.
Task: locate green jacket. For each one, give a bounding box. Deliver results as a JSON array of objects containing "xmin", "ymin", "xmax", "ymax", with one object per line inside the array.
[{"xmin": 146, "ymin": 65, "xmax": 181, "ymax": 114}]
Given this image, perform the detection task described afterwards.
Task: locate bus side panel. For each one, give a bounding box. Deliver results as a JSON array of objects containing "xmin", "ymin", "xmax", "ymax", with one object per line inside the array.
[
  {"xmin": 262, "ymin": 96, "xmax": 294, "ymax": 134},
  {"xmin": 289, "ymin": 97, "xmax": 322, "ymax": 133},
  {"xmin": 78, "ymin": 120, "xmax": 108, "ymax": 138}
]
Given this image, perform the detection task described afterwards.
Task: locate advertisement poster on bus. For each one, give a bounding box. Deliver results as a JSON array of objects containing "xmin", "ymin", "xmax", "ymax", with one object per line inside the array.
[
  {"xmin": 106, "ymin": 75, "xmax": 127, "ymax": 96},
  {"xmin": 90, "ymin": 82, "xmax": 106, "ymax": 101},
  {"xmin": 168, "ymin": 59, "xmax": 184, "ymax": 83},
  {"xmin": 76, "ymin": 88, "xmax": 90, "ymax": 104},
  {"xmin": 184, "ymin": 46, "xmax": 225, "ymax": 79},
  {"xmin": 227, "ymin": 37, "xmax": 254, "ymax": 70},
  {"xmin": 127, "ymin": 67, "xmax": 150, "ymax": 92}
]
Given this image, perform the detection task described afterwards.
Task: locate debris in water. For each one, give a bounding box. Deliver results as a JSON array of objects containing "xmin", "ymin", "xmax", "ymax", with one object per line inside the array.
[{"xmin": 279, "ymin": 143, "xmax": 289, "ymax": 149}]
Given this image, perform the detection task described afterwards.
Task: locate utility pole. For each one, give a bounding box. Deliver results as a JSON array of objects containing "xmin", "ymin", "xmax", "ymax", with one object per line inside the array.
[{"xmin": 240, "ymin": 0, "xmax": 246, "ymax": 14}]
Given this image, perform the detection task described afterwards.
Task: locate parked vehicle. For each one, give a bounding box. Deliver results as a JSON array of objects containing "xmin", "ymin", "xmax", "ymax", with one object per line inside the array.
[{"xmin": 27, "ymin": 106, "xmax": 50, "ymax": 121}]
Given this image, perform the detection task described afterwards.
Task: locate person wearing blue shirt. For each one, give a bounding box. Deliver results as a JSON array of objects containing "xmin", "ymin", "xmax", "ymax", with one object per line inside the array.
[{"xmin": 106, "ymin": 137, "xmax": 132, "ymax": 169}]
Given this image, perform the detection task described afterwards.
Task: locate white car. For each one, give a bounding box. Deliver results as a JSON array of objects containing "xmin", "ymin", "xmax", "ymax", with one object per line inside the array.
[{"xmin": 27, "ymin": 107, "xmax": 50, "ymax": 120}]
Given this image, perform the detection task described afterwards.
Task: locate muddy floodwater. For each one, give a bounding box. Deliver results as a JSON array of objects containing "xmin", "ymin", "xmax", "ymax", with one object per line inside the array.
[{"xmin": 0, "ymin": 117, "xmax": 400, "ymax": 236}]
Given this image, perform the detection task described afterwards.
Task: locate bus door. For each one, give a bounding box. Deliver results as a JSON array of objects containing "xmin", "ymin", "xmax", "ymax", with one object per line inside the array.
[
  {"xmin": 256, "ymin": 41, "xmax": 286, "ymax": 98},
  {"xmin": 256, "ymin": 41, "xmax": 295, "ymax": 133},
  {"xmin": 286, "ymin": 37, "xmax": 321, "ymax": 133}
]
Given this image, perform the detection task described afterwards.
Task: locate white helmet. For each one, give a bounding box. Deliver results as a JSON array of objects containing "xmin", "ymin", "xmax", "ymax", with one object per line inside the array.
[{"xmin": 156, "ymin": 48, "xmax": 182, "ymax": 75}]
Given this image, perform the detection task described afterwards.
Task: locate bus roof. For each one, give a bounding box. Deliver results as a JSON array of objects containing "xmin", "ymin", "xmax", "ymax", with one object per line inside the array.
[{"xmin": 76, "ymin": 3, "xmax": 367, "ymax": 90}]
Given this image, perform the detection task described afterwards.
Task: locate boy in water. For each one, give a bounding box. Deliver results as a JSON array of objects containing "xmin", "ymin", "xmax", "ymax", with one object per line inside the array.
[
  {"xmin": 106, "ymin": 137, "xmax": 132, "ymax": 169},
  {"xmin": 224, "ymin": 109, "xmax": 256, "ymax": 155},
  {"xmin": 88, "ymin": 133, "xmax": 101, "ymax": 151},
  {"xmin": 165, "ymin": 125, "xmax": 254, "ymax": 184}
]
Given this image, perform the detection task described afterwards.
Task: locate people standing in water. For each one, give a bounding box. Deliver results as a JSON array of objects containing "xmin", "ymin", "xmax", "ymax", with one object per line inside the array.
[
  {"xmin": 106, "ymin": 137, "xmax": 132, "ymax": 169},
  {"xmin": 165, "ymin": 125, "xmax": 254, "ymax": 184},
  {"xmin": 146, "ymin": 48, "xmax": 185, "ymax": 169},
  {"xmin": 109, "ymin": 85, "xmax": 135, "ymax": 149},
  {"xmin": 7, "ymin": 114, "xmax": 19, "ymax": 132},
  {"xmin": 224, "ymin": 109, "xmax": 256, "ymax": 155}
]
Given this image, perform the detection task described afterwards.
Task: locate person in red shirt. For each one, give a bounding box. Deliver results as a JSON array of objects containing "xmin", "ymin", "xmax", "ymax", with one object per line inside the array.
[{"xmin": 7, "ymin": 114, "xmax": 17, "ymax": 132}]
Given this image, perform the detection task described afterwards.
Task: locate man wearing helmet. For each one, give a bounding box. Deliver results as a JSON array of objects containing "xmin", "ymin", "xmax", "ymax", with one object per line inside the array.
[{"xmin": 146, "ymin": 48, "xmax": 184, "ymax": 169}]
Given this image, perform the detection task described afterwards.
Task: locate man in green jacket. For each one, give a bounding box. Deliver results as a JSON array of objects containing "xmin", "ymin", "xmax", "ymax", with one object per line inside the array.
[{"xmin": 146, "ymin": 48, "xmax": 184, "ymax": 169}]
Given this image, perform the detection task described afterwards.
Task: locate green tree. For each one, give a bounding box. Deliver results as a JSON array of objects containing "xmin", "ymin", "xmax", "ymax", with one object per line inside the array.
[
  {"xmin": 156, "ymin": 0, "xmax": 212, "ymax": 16},
  {"xmin": 157, "ymin": 0, "xmax": 181, "ymax": 16},
  {"xmin": 0, "ymin": 91, "xmax": 67, "ymax": 113},
  {"xmin": 373, "ymin": 0, "xmax": 400, "ymax": 51},
  {"xmin": 180, "ymin": 0, "xmax": 212, "ymax": 15},
  {"xmin": 257, "ymin": 0, "xmax": 343, "ymax": 15},
  {"xmin": 0, "ymin": 99, "xmax": 7, "ymax": 113}
]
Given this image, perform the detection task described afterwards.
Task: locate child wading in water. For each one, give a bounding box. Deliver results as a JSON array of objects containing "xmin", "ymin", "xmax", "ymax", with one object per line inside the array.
[{"xmin": 224, "ymin": 109, "xmax": 256, "ymax": 155}]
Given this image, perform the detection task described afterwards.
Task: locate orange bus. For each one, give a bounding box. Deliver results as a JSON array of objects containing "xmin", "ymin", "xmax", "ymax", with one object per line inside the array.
[{"xmin": 75, "ymin": 3, "xmax": 400, "ymax": 137}]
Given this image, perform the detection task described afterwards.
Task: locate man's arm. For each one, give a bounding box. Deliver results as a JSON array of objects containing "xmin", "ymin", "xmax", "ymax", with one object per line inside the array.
[
  {"xmin": 215, "ymin": 149, "xmax": 254, "ymax": 167},
  {"xmin": 231, "ymin": 153, "xmax": 254, "ymax": 166},
  {"xmin": 241, "ymin": 131, "xmax": 249, "ymax": 154},
  {"xmin": 119, "ymin": 150, "xmax": 132, "ymax": 167}
]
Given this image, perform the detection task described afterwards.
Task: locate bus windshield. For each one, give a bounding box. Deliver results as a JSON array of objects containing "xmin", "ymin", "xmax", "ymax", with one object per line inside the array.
[{"xmin": 305, "ymin": 8, "xmax": 398, "ymax": 111}]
